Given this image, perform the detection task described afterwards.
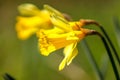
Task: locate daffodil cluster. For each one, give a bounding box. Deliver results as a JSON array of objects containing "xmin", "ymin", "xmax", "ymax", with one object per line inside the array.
[{"xmin": 16, "ymin": 3, "xmax": 93, "ymax": 70}]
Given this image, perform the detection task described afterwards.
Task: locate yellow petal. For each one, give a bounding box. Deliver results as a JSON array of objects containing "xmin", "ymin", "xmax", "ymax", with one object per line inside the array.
[
  {"xmin": 16, "ymin": 16, "xmax": 43, "ymax": 29},
  {"xmin": 18, "ymin": 3, "xmax": 40, "ymax": 16},
  {"xmin": 63, "ymin": 42, "xmax": 78, "ymax": 65},
  {"xmin": 44, "ymin": 4, "xmax": 64, "ymax": 18},
  {"xmin": 59, "ymin": 42, "xmax": 78, "ymax": 70},
  {"xmin": 63, "ymin": 42, "xmax": 77, "ymax": 56},
  {"xmin": 16, "ymin": 16, "xmax": 43, "ymax": 40},
  {"xmin": 16, "ymin": 14, "xmax": 53, "ymax": 40},
  {"xmin": 17, "ymin": 28, "xmax": 38, "ymax": 40},
  {"xmin": 50, "ymin": 14, "xmax": 72, "ymax": 32},
  {"xmin": 66, "ymin": 47, "xmax": 78, "ymax": 65},
  {"xmin": 44, "ymin": 4, "xmax": 72, "ymax": 21},
  {"xmin": 39, "ymin": 10, "xmax": 50, "ymax": 20},
  {"xmin": 59, "ymin": 57, "xmax": 67, "ymax": 71}
]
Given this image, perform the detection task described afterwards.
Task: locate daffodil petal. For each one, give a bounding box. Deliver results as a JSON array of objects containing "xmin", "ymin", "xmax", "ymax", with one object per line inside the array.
[
  {"xmin": 63, "ymin": 42, "xmax": 77, "ymax": 56},
  {"xmin": 17, "ymin": 28, "xmax": 38, "ymax": 40},
  {"xmin": 67, "ymin": 47, "xmax": 78, "ymax": 65},
  {"xmin": 44, "ymin": 4, "xmax": 63, "ymax": 18},
  {"xmin": 59, "ymin": 58, "xmax": 67, "ymax": 71},
  {"xmin": 59, "ymin": 47, "xmax": 78, "ymax": 70},
  {"xmin": 18, "ymin": 3, "xmax": 40, "ymax": 16},
  {"xmin": 58, "ymin": 42, "xmax": 77, "ymax": 70},
  {"xmin": 50, "ymin": 14, "xmax": 72, "ymax": 32},
  {"xmin": 15, "ymin": 16, "xmax": 43, "ymax": 40}
]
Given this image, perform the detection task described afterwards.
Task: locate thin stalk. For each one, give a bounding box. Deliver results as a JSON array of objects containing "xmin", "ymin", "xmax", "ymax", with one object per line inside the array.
[
  {"xmin": 3, "ymin": 73, "xmax": 15, "ymax": 80},
  {"xmin": 98, "ymin": 25, "xmax": 120, "ymax": 65},
  {"xmin": 81, "ymin": 40, "xmax": 104, "ymax": 80},
  {"xmin": 88, "ymin": 30, "xmax": 119, "ymax": 80},
  {"xmin": 81, "ymin": 19, "xmax": 120, "ymax": 64}
]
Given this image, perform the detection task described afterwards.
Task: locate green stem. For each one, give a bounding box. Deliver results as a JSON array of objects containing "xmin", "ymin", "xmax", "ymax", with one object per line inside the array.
[
  {"xmin": 82, "ymin": 20, "xmax": 120, "ymax": 64},
  {"xmin": 3, "ymin": 73, "xmax": 15, "ymax": 80},
  {"xmin": 98, "ymin": 25, "xmax": 120, "ymax": 65},
  {"xmin": 89, "ymin": 30, "xmax": 119, "ymax": 80}
]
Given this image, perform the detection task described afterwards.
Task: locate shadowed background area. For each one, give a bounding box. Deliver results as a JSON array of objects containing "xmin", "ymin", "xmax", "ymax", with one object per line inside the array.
[{"xmin": 0, "ymin": 0, "xmax": 120, "ymax": 80}]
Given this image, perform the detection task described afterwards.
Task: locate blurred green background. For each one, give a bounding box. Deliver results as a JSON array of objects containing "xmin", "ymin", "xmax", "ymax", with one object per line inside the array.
[{"xmin": 0, "ymin": 0, "xmax": 120, "ymax": 80}]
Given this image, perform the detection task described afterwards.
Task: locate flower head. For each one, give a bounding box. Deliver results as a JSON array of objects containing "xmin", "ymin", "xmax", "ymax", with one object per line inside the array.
[{"xmin": 37, "ymin": 13, "xmax": 91, "ymax": 70}]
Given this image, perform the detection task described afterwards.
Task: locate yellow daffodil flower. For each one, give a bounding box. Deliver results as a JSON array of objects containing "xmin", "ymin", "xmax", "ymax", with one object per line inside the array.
[
  {"xmin": 37, "ymin": 13, "xmax": 92, "ymax": 70},
  {"xmin": 15, "ymin": 4, "xmax": 55, "ymax": 40},
  {"xmin": 37, "ymin": 28, "xmax": 90, "ymax": 70}
]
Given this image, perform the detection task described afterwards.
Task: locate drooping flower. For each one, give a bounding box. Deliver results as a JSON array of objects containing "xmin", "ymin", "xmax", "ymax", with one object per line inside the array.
[
  {"xmin": 15, "ymin": 3, "xmax": 53, "ymax": 40},
  {"xmin": 37, "ymin": 13, "xmax": 92, "ymax": 70}
]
